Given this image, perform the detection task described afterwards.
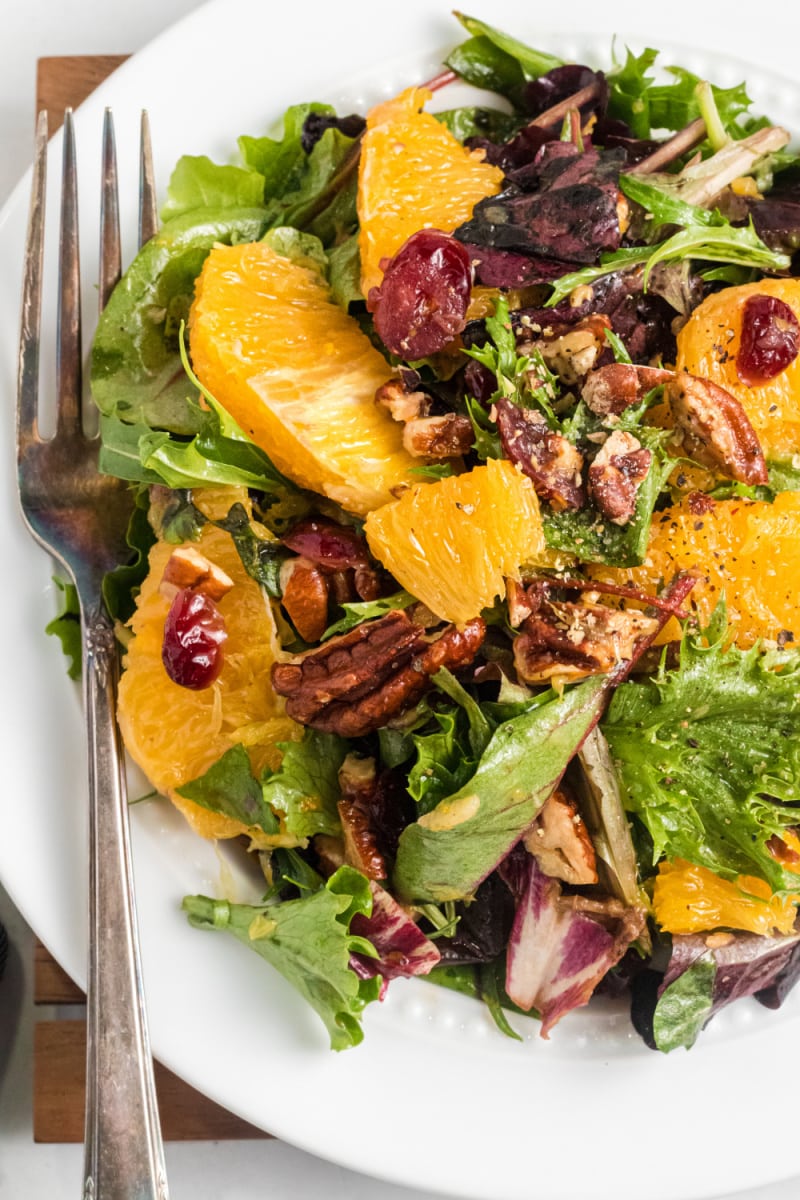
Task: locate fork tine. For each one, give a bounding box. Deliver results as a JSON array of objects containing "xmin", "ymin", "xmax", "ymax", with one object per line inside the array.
[
  {"xmin": 138, "ymin": 111, "xmax": 158, "ymax": 247},
  {"xmin": 99, "ymin": 109, "xmax": 121, "ymax": 312},
  {"xmin": 17, "ymin": 109, "xmax": 48, "ymax": 448},
  {"xmin": 56, "ymin": 109, "xmax": 82, "ymax": 437}
]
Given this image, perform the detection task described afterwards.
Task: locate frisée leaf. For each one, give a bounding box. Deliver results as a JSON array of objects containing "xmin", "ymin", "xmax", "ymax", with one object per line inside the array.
[
  {"xmin": 603, "ymin": 602, "xmax": 800, "ymax": 892},
  {"xmin": 183, "ymin": 865, "xmax": 380, "ymax": 1050}
]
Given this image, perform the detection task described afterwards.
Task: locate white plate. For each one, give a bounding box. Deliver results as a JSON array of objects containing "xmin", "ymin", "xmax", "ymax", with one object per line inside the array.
[{"xmin": 2, "ymin": 3, "xmax": 800, "ymax": 1197}]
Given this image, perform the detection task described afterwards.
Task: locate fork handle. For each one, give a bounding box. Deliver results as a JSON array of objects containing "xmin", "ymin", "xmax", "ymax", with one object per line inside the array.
[{"xmin": 81, "ymin": 600, "xmax": 169, "ymax": 1200}]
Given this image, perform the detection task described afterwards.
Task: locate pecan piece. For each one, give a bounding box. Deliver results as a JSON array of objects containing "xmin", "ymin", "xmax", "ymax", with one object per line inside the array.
[
  {"xmin": 271, "ymin": 609, "xmax": 486, "ymax": 737},
  {"xmin": 160, "ymin": 546, "xmax": 234, "ymax": 602},
  {"xmin": 402, "ymin": 414, "xmax": 473, "ymax": 458},
  {"xmin": 513, "ymin": 597, "xmax": 659, "ymax": 684},
  {"xmin": 337, "ymin": 755, "xmax": 387, "ymax": 880},
  {"xmin": 582, "ymin": 362, "xmax": 673, "ymax": 417},
  {"xmin": 375, "ymin": 378, "xmax": 431, "ymax": 423},
  {"xmin": 280, "ymin": 557, "xmax": 330, "ymax": 643},
  {"xmin": 666, "ymin": 371, "xmax": 768, "ymax": 485},
  {"xmin": 495, "ymin": 397, "xmax": 585, "ymax": 511},
  {"xmin": 520, "ymin": 315, "xmax": 613, "ymax": 387},
  {"xmin": 588, "ymin": 430, "xmax": 652, "ymax": 525},
  {"xmin": 524, "ymin": 784, "xmax": 598, "ymax": 886}
]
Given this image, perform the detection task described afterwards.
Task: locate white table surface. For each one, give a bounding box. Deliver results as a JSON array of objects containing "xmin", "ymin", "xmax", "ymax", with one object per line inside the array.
[{"xmin": 1, "ymin": 3, "xmax": 800, "ymax": 1199}]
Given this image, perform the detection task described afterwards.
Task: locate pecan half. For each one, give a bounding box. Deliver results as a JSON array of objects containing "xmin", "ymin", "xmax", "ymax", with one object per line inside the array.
[
  {"xmin": 524, "ymin": 784, "xmax": 598, "ymax": 886},
  {"xmin": 271, "ymin": 609, "xmax": 486, "ymax": 737},
  {"xmin": 581, "ymin": 362, "xmax": 673, "ymax": 417},
  {"xmin": 666, "ymin": 371, "xmax": 768, "ymax": 485},
  {"xmin": 513, "ymin": 597, "xmax": 659, "ymax": 684},
  {"xmin": 588, "ymin": 430, "xmax": 652, "ymax": 525},
  {"xmin": 402, "ymin": 413, "xmax": 473, "ymax": 458},
  {"xmin": 280, "ymin": 557, "xmax": 330, "ymax": 643},
  {"xmin": 496, "ymin": 398, "xmax": 585, "ymax": 511},
  {"xmin": 375, "ymin": 378, "xmax": 431, "ymax": 423},
  {"xmin": 337, "ymin": 755, "xmax": 387, "ymax": 880}
]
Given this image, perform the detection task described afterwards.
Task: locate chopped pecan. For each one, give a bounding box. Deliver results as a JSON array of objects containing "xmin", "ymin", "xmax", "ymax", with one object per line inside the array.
[
  {"xmin": 329, "ymin": 569, "xmax": 356, "ymax": 606},
  {"xmin": 666, "ymin": 371, "xmax": 768, "ymax": 485},
  {"xmin": 375, "ymin": 378, "xmax": 431, "ymax": 423},
  {"xmin": 279, "ymin": 557, "xmax": 330, "ymax": 643},
  {"xmin": 337, "ymin": 755, "xmax": 387, "ymax": 880},
  {"xmin": 581, "ymin": 362, "xmax": 673, "ymax": 417},
  {"xmin": 271, "ymin": 610, "xmax": 486, "ymax": 737},
  {"xmin": 588, "ymin": 430, "xmax": 652, "ymax": 525},
  {"xmin": 495, "ymin": 398, "xmax": 585, "ymax": 511},
  {"xmin": 513, "ymin": 597, "xmax": 659, "ymax": 684},
  {"xmin": 524, "ymin": 784, "xmax": 598, "ymax": 886},
  {"xmin": 160, "ymin": 546, "xmax": 234, "ymax": 602},
  {"xmin": 353, "ymin": 562, "xmax": 382, "ymax": 601},
  {"xmin": 402, "ymin": 414, "xmax": 473, "ymax": 458},
  {"xmin": 520, "ymin": 315, "xmax": 613, "ymax": 387},
  {"xmin": 506, "ymin": 578, "xmax": 536, "ymax": 628}
]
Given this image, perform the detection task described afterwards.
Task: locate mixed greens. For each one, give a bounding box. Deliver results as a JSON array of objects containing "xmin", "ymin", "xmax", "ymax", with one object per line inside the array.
[{"xmin": 80, "ymin": 13, "xmax": 800, "ymax": 1053}]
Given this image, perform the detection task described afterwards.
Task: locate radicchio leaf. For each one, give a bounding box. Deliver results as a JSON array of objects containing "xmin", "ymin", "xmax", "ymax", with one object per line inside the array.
[
  {"xmin": 502, "ymin": 851, "xmax": 645, "ymax": 1036},
  {"xmin": 350, "ymin": 880, "xmax": 440, "ymax": 981}
]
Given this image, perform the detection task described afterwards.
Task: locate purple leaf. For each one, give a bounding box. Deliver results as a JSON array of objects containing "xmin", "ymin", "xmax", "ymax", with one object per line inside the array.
[
  {"xmin": 503, "ymin": 852, "xmax": 645, "ymax": 1036},
  {"xmin": 350, "ymin": 880, "xmax": 440, "ymax": 981},
  {"xmin": 455, "ymin": 143, "xmax": 625, "ymax": 266}
]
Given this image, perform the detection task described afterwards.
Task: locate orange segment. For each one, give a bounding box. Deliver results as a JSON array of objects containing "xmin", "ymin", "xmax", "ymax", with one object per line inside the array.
[
  {"xmin": 676, "ymin": 278, "xmax": 800, "ymax": 460},
  {"xmin": 653, "ymin": 858, "xmax": 797, "ymax": 936},
  {"xmin": 591, "ymin": 491, "xmax": 800, "ymax": 648},
  {"xmin": 358, "ymin": 87, "xmax": 503, "ymax": 297},
  {"xmin": 118, "ymin": 487, "xmax": 299, "ymax": 842},
  {"xmin": 189, "ymin": 241, "xmax": 416, "ymax": 515},
  {"xmin": 365, "ymin": 458, "xmax": 545, "ymax": 625}
]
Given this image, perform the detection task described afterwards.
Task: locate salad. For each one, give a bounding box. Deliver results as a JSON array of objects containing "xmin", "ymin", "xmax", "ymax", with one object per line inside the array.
[{"xmin": 61, "ymin": 12, "xmax": 800, "ymax": 1053}]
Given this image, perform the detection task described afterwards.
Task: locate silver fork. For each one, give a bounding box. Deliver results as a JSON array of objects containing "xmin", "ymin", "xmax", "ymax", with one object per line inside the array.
[{"xmin": 17, "ymin": 107, "xmax": 169, "ymax": 1200}]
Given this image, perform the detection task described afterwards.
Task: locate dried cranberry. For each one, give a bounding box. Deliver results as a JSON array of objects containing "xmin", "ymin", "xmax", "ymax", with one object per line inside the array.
[
  {"xmin": 281, "ymin": 519, "xmax": 369, "ymax": 571},
  {"xmin": 162, "ymin": 588, "xmax": 227, "ymax": 690},
  {"xmin": 737, "ymin": 293, "xmax": 800, "ymax": 385},
  {"xmin": 368, "ymin": 229, "xmax": 473, "ymax": 359}
]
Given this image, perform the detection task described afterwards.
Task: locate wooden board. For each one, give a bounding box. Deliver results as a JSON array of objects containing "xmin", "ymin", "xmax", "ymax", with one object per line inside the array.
[{"xmin": 32, "ymin": 55, "xmax": 271, "ymax": 1145}]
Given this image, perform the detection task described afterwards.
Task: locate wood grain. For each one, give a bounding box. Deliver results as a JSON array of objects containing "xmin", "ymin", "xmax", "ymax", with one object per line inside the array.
[
  {"xmin": 36, "ymin": 56, "xmax": 129, "ymax": 130},
  {"xmin": 31, "ymin": 55, "xmax": 271, "ymax": 1147},
  {"xmin": 34, "ymin": 1022, "xmax": 269, "ymax": 1143}
]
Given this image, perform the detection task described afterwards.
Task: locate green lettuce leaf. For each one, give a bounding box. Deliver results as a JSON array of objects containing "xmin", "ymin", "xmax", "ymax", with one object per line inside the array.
[
  {"xmin": 546, "ymin": 220, "xmax": 789, "ymax": 307},
  {"xmin": 607, "ymin": 45, "xmax": 659, "ymax": 139},
  {"xmin": 652, "ymin": 956, "xmax": 716, "ymax": 1052},
  {"xmin": 161, "ymin": 157, "xmax": 266, "ymax": 222},
  {"xmin": 239, "ymin": 102, "xmax": 332, "ymax": 201},
  {"xmin": 603, "ymin": 605, "xmax": 800, "ymax": 891},
  {"xmin": 322, "ymin": 589, "xmax": 416, "ymax": 640},
  {"xmin": 408, "ymin": 707, "xmax": 479, "ymax": 816},
  {"xmin": 327, "ymin": 233, "xmax": 363, "ymax": 310},
  {"xmin": 178, "ymin": 744, "xmax": 280, "ymax": 834},
  {"xmin": 101, "ymin": 486, "xmax": 155, "ymax": 623},
  {"xmin": 453, "ymin": 13, "xmax": 563, "ymax": 82},
  {"xmin": 183, "ymin": 865, "xmax": 380, "ymax": 1050},
  {"xmin": 45, "ymin": 577, "xmax": 81, "ymax": 680},
  {"xmin": 261, "ymin": 226, "xmax": 328, "ymax": 274},
  {"xmin": 179, "ymin": 729, "xmax": 346, "ymax": 843},
  {"xmin": 91, "ymin": 207, "xmax": 271, "ymax": 435},
  {"xmin": 434, "ymin": 106, "xmax": 520, "ymax": 144},
  {"xmin": 393, "ymin": 675, "xmax": 609, "ymax": 902},
  {"xmin": 262, "ymin": 730, "xmax": 347, "ymax": 841}
]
